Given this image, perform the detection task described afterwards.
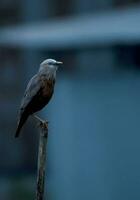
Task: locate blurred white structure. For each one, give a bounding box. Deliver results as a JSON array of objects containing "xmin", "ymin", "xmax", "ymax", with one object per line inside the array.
[{"xmin": 0, "ymin": 5, "xmax": 140, "ymax": 48}]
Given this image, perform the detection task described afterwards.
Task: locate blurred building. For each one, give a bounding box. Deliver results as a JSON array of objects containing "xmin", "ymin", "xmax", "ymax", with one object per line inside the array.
[{"xmin": 0, "ymin": 0, "xmax": 140, "ymax": 200}]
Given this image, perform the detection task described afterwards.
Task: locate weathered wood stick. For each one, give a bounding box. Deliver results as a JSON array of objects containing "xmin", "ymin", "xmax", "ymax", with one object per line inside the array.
[{"xmin": 34, "ymin": 115, "xmax": 48, "ymax": 200}]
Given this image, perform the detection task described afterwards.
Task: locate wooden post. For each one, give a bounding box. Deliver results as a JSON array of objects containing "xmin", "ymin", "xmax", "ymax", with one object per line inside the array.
[{"xmin": 34, "ymin": 115, "xmax": 48, "ymax": 200}]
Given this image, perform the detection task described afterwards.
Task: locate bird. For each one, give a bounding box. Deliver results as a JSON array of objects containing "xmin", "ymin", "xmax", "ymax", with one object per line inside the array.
[{"xmin": 15, "ymin": 58, "xmax": 63, "ymax": 137}]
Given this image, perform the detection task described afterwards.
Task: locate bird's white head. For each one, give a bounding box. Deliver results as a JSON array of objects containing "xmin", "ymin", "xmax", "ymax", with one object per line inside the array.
[
  {"xmin": 39, "ymin": 58, "xmax": 63, "ymax": 77},
  {"xmin": 40, "ymin": 58, "xmax": 63, "ymax": 70}
]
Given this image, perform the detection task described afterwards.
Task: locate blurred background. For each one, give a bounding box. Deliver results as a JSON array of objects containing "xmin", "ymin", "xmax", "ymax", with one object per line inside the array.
[{"xmin": 0, "ymin": 0, "xmax": 140, "ymax": 199}]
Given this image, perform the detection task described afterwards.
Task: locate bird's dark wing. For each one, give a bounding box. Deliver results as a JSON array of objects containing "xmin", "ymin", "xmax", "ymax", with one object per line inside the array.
[
  {"xmin": 15, "ymin": 74, "xmax": 42, "ymax": 137},
  {"xmin": 20, "ymin": 74, "xmax": 42, "ymax": 112}
]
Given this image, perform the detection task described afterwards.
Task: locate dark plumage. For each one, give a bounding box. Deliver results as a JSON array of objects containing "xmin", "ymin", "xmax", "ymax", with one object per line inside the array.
[{"xmin": 15, "ymin": 58, "xmax": 62, "ymax": 137}]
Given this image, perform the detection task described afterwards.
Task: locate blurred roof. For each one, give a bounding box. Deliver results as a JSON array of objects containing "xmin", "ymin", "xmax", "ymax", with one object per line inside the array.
[{"xmin": 0, "ymin": 5, "xmax": 140, "ymax": 49}]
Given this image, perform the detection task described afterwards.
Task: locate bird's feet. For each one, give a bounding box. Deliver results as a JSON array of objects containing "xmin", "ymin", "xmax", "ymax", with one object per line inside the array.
[{"xmin": 33, "ymin": 114, "xmax": 49, "ymax": 130}]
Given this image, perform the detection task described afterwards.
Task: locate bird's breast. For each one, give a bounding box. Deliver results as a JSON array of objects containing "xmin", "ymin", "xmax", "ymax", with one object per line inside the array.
[{"xmin": 41, "ymin": 77, "xmax": 55, "ymax": 98}]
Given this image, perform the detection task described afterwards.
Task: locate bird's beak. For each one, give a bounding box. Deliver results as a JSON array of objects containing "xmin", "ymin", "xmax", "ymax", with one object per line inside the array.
[{"xmin": 56, "ymin": 61, "xmax": 63, "ymax": 65}]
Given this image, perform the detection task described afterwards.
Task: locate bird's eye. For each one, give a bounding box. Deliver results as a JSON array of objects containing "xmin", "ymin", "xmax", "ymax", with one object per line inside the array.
[{"xmin": 49, "ymin": 62, "xmax": 55, "ymax": 65}]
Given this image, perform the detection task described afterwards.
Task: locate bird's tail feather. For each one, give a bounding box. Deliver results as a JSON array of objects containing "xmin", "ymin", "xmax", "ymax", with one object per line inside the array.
[{"xmin": 15, "ymin": 114, "xmax": 28, "ymax": 138}]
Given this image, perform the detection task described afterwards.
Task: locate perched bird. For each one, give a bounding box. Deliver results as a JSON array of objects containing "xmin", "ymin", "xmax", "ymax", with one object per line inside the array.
[{"xmin": 15, "ymin": 58, "xmax": 62, "ymax": 137}]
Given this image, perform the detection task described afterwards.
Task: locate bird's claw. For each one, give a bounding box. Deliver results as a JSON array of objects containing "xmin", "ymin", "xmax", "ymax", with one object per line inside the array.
[{"xmin": 33, "ymin": 114, "xmax": 48, "ymax": 128}]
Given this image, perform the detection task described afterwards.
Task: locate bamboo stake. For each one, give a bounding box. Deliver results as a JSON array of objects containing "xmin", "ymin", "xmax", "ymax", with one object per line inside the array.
[{"xmin": 34, "ymin": 115, "xmax": 48, "ymax": 200}]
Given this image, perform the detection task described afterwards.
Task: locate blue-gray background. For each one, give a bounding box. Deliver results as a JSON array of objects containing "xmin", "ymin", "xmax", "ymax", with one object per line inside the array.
[{"xmin": 0, "ymin": 0, "xmax": 140, "ymax": 200}]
